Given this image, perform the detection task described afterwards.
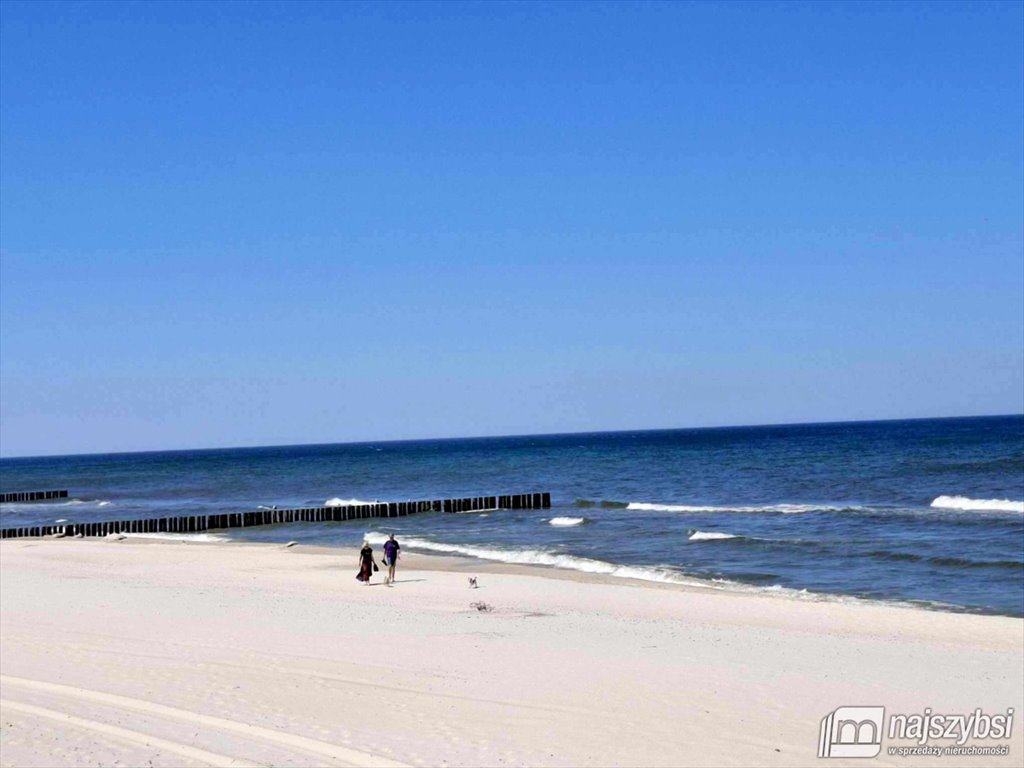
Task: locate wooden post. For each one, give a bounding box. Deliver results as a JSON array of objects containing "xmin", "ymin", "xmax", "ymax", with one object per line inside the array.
[{"xmin": 0, "ymin": 491, "xmax": 550, "ymax": 539}]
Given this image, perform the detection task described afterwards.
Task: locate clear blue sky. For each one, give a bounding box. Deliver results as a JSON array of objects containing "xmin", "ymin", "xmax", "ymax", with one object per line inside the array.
[{"xmin": 1, "ymin": 1, "xmax": 1021, "ymax": 457}]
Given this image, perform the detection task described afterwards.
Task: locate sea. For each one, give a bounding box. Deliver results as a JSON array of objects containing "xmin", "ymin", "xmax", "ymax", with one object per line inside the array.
[{"xmin": 1, "ymin": 415, "xmax": 1022, "ymax": 617}]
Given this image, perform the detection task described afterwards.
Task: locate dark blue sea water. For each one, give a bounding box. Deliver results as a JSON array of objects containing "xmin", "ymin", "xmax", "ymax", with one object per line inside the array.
[{"xmin": 2, "ymin": 416, "xmax": 1022, "ymax": 616}]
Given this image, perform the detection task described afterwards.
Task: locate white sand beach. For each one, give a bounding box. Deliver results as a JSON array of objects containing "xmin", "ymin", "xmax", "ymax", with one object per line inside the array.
[{"xmin": 1, "ymin": 538, "xmax": 1021, "ymax": 767}]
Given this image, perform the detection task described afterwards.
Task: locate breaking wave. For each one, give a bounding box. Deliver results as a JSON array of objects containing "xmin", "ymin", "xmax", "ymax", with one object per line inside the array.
[
  {"xmin": 549, "ymin": 517, "xmax": 586, "ymax": 527},
  {"xmin": 325, "ymin": 497, "xmax": 375, "ymax": 507},
  {"xmin": 124, "ymin": 532, "xmax": 227, "ymax": 543},
  {"xmin": 626, "ymin": 501, "xmax": 861, "ymax": 514},
  {"xmin": 364, "ymin": 531, "xmax": 698, "ymax": 585},
  {"xmin": 688, "ymin": 530, "xmax": 739, "ymax": 541},
  {"xmin": 574, "ymin": 498, "xmax": 873, "ymax": 514},
  {"xmin": 0, "ymin": 499, "xmax": 112, "ymax": 521},
  {"xmin": 930, "ymin": 496, "xmax": 1023, "ymax": 513},
  {"xmin": 361, "ymin": 532, "xmax": 938, "ymax": 610}
]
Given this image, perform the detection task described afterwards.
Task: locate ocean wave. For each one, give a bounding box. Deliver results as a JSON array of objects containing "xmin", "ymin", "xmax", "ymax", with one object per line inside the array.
[
  {"xmin": 576, "ymin": 497, "xmax": 846, "ymax": 513},
  {"xmin": 124, "ymin": 532, "xmax": 228, "ymax": 543},
  {"xmin": 685, "ymin": 530, "xmax": 825, "ymax": 550},
  {"xmin": 361, "ymin": 531, "xmax": 942, "ymax": 611},
  {"xmin": 363, "ymin": 531, "xmax": 696, "ymax": 585},
  {"xmin": 930, "ymin": 496, "xmax": 1024, "ymax": 513},
  {"xmin": 922, "ymin": 456, "xmax": 1024, "ymax": 475},
  {"xmin": 687, "ymin": 530, "xmax": 738, "ymax": 541},
  {"xmin": 1, "ymin": 499, "xmax": 85, "ymax": 510},
  {"xmin": 0, "ymin": 499, "xmax": 110, "ymax": 518},
  {"xmin": 626, "ymin": 501, "xmax": 858, "ymax": 514},
  {"xmin": 549, "ymin": 517, "xmax": 586, "ymax": 527},
  {"xmin": 867, "ymin": 549, "xmax": 1023, "ymax": 570},
  {"xmin": 325, "ymin": 497, "xmax": 375, "ymax": 507}
]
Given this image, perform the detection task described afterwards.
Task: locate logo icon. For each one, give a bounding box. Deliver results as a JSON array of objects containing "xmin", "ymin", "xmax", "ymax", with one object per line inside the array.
[{"xmin": 819, "ymin": 706, "xmax": 885, "ymax": 758}]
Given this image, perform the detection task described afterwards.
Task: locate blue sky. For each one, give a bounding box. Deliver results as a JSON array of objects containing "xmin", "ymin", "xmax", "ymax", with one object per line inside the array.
[{"xmin": 1, "ymin": 0, "xmax": 1021, "ymax": 456}]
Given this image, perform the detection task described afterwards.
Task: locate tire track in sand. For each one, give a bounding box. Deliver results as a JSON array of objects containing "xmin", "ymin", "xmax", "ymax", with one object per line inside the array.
[
  {"xmin": 0, "ymin": 675, "xmax": 408, "ymax": 768},
  {"xmin": 0, "ymin": 699, "xmax": 257, "ymax": 767},
  {"xmin": 6, "ymin": 632, "xmax": 603, "ymax": 718}
]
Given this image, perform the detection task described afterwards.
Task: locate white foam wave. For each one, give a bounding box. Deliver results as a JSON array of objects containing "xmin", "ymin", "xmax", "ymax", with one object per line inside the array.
[
  {"xmin": 627, "ymin": 502, "xmax": 842, "ymax": 514},
  {"xmin": 363, "ymin": 531, "xmax": 921, "ymax": 610},
  {"xmin": 688, "ymin": 530, "xmax": 738, "ymax": 541},
  {"xmin": 364, "ymin": 531, "xmax": 691, "ymax": 585},
  {"xmin": 1, "ymin": 499, "xmax": 107, "ymax": 513},
  {"xmin": 325, "ymin": 497, "xmax": 375, "ymax": 507},
  {"xmin": 930, "ymin": 496, "xmax": 1024, "ymax": 513},
  {"xmin": 124, "ymin": 532, "xmax": 228, "ymax": 543},
  {"xmin": 549, "ymin": 517, "xmax": 586, "ymax": 527}
]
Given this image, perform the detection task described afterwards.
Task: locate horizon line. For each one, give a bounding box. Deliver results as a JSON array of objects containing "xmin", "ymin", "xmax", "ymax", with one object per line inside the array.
[{"xmin": 1, "ymin": 411, "xmax": 1021, "ymax": 462}]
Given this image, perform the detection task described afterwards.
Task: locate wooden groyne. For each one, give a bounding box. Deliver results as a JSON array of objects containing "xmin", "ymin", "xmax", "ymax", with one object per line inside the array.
[
  {"xmin": 0, "ymin": 491, "xmax": 551, "ymax": 539},
  {"xmin": 0, "ymin": 490, "xmax": 69, "ymax": 504}
]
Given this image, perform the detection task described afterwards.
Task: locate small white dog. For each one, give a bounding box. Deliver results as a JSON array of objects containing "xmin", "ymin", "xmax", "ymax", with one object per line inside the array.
[{"xmin": 468, "ymin": 576, "xmax": 478, "ymax": 589}]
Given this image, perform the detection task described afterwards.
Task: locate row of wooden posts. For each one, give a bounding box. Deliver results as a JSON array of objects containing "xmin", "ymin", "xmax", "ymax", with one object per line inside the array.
[
  {"xmin": 0, "ymin": 489, "xmax": 68, "ymax": 504},
  {"xmin": 0, "ymin": 492, "xmax": 551, "ymax": 540}
]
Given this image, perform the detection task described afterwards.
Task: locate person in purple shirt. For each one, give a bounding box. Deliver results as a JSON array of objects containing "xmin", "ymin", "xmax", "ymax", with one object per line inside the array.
[{"xmin": 382, "ymin": 534, "xmax": 400, "ymax": 586}]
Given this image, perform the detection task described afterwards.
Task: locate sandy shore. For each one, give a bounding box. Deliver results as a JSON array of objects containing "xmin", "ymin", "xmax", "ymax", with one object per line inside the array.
[{"xmin": 1, "ymin": 538, "xmax": 1021, "ymax": 767}]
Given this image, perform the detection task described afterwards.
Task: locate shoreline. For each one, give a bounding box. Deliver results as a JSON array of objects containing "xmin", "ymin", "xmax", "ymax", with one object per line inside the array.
[
  {"xmin": 117, "ymin": 530, "xmax": 1024, "ymax": 620},
  {"xmin": 2, "ymin": 537, "xmax": 1022, "ymax": 766}
]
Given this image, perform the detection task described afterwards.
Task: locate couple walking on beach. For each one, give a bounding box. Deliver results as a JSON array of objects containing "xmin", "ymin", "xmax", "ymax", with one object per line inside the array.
[{"xmin": 357, "ymin": 534, "xmax": 400, "ymax": 586}]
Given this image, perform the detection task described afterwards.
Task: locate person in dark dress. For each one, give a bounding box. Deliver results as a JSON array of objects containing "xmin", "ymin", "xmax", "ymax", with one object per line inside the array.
[
  {"xmin": 382, "ymin": 534, "xmax": 400, "ymax": 586},
  {"xmin": 356, "ymin": 542, "xmax": 377, "ymax": 585}
]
